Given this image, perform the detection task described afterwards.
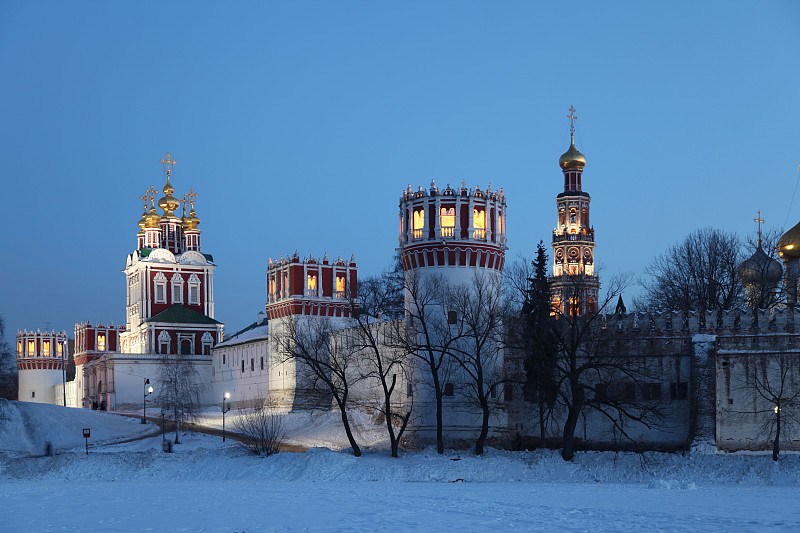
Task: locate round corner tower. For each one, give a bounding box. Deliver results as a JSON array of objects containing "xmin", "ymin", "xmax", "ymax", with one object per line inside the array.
[
  {"xmin": 398, "ymin": 180, "xmax": 508, "ymax": 291},
  {"xmin": 397, "ymin": 180, "xmax": 508, "ymax": 444},
  {"xmin": 16, "ymin": 330, "xmax": 68, "ymax": 404}
]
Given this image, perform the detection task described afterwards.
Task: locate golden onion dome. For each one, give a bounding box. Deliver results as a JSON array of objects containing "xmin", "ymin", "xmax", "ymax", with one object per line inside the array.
[
  {"xmin": 778, "ymin": 220, "xmax": 800, "ymax": 260},
  {"xmin": 157, "ymin": 176, "xmax": 181, "ymax": 218},
  {"xmin": 183, "ymin": 207, "xmax": 200, "ymax": 231},
  {"xmin": 137, "ymin": 207, "xmax": 148, "ymax": 232},
  {"xmin": 559, "ymin": 134, "xmax": 586, "ymax": 169},
  {"xmin": 145, "ymin": 207, "xmax": 160, "ymax": 228}
]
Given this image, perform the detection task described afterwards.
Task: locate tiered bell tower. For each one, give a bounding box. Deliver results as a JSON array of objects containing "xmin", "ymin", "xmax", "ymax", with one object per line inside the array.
[{"xmin": 550, "ymin": 106, "xmax": 600, "ymax": 315}]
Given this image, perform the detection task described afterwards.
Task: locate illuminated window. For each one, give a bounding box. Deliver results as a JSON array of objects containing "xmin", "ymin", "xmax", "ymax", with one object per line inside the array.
[
  {"xmin": 28, "ymin": 341, "xmax": 35, "ymax": 356},
  {"xmin": 473, "ymin": 209, "xmax": 486, "ymax": 238},
  {"xmin": 440, "ymin": 207, "xmax": 455, "ymax": 237},
  {"xmin": 336, "ymin": 275, "xmax": 345, "ymax": 298},
  {"xmin": 58, "ymin": 342, "xmax": 63, "ymax": 357},
  {"xmin": 570, "ymin": 297, "xmax": 580, "ymax": 317},
  {"xmin": 413, "ymin": 209, "xmax": 425, "ymax": 239},
  {"xmin": 98, "ymin": 334, "xmax": 106, "ymax": 351},
  {"xmin": 307, "ymin": 274, "xmax": 317, "ymax": 296},
  {"xmin": 570, "ymin": 209, "xmax": 577, "ymax": 225},
  {"xmin": 269, "ymin": 278, "xmax": 276, "ymax": 296},
  {"xmin": 43, "ymin": 340, "xmax": 51, "ymax": 357},
  {"xmin": 17, "ymin": 341, "xmax": 21, "ymax": 356},
  {"xmin": 559, "ymin": 209, "xmax": 565, "ymax": 227},
  {"xmin": 498, "ymin": 213, "xmax": 505, "ymax": 235}
]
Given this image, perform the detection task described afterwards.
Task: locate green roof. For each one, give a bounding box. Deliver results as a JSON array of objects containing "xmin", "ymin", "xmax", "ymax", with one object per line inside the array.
[
  {"xmin": 139, "ymin": 249, "xmax": 152, "ymax": 257},
  {"xmin": 147, "ymin": 304, "xmax": 221, "ymax": 325}
]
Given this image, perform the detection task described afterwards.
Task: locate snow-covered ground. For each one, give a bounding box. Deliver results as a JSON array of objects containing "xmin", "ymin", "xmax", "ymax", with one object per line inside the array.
[{"xmin": 1, "ymin": 400, "xmax": 799, "ymax": 532}]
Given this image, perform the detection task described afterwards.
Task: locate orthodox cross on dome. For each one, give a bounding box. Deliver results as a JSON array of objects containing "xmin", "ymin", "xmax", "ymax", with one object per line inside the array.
[
  {"xmin": 139, "ymin": 193, "xmax": 148, "ymax": 211},
  {"xmin": 567, "ymin": 105, "xmax": 578, "ymax": 134},
  {"xmin": 160, "ymin": 152, "xmax": 177, "ymax": 177},
  {"xmin": 146, "ymin": 186, "xmax": 158, "ymax": 208},
  {"xmin": 754, "ymin": 210, "xmax": 765, "ymax": 245},
  {"xmin": 186, "ymin": 188, "xmax": 198, "ymax": 209}
]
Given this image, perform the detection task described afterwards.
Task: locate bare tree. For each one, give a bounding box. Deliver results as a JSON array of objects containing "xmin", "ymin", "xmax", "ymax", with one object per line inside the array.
[
  {"xmin": 275, "ymin": 316, "xmax": 364, "ymax": 456},
  {"xmin": 447, "ymin": 272, "xmax": 508, "ymax": 455},
  {"xmin": 539, "ymin": 274, "xmax": 666, "ymax": 461},
  {"xmin": 0, "ymin": 316, "xmax": 17, "ymax": 400},
  {"xmin": 156, "ymin": 353, "xmax": 204, "ymax": 444},
  {"xmin": 730, "ymin": 354, "xmax": 800, "ymax": 461},
  {"xmin": 232, "ymin": 400, "xmax": 285, "ymax": 456},
  {"xmin": 393, "ymin": 271, "xmax": 463, "ymax": 454},
  {"xmin": 345, "ymin": 275, "xmax": 412, "ymax": 457},
  {"xmin": 637, "ymin": 227, "xmax": 744, "ymax": 313}
]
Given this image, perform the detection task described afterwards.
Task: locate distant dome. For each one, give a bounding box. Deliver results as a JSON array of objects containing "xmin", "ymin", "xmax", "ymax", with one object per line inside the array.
[
  {"xmin": 738, "ymin": 244, "xmax": 782, "ymax": 285},
  {"xmin": 778, "ymin": 221, "xmax": 800, "ymax": 260},
  {"xmin": 559, "ymin": 135, "xmax": 586, "ymax": 169}
]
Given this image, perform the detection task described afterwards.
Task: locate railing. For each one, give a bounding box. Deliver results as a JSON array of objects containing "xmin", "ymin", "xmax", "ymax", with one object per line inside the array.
[
  {"xmin": 306, "ymin": 289, "xmax": 317, "ymax": 297},
  {"xmin": 473, "ymin": 228, "xmax": 485, "ymax": 239},
  {"xmin": 335, "ymin": 290, "xmax": 345, "ymax": 299},
  {"xmin": 413, "ymin": 229, "xmax": 424, "ymax": 240},
  {"xmin": 441, "ymin": 227, "xmax": 454, "ymax": 237},
  {"xmin": 552, "ymin": 231, "xmax": 594, "ymax": 243}
]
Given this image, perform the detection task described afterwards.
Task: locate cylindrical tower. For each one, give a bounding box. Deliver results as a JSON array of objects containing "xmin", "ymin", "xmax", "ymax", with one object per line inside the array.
[
  {"xmin": 16, "ymin": 330, "xmax": 68, "ymax": 404},
  {"xmin": 398, "ymin": 180, "xmax": 508, "ymax": 444},
  {"xmin": 398, "ymin": 180, "xmax": 507, "ymax": 287}
]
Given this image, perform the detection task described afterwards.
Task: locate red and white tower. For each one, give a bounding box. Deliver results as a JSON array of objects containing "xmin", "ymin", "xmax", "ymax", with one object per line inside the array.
[
  {"xmin": 398, "ymin": 180, "xmax": 508, "ymax": 442},
  {"xmin": 16, "ymin": 330, "xmax": 69, "ymax": 404},
  {"xmin": 264, "ymin": 251, "xmax": 358, "ymax": 408},
  {"xmin": 79, "ymin": 153, "xmax": 225, "ymax": 410},
  {"xmin": 550, "ymin": 106, "xmax": 600, "ymax": 315},
  {"xmin": 398, "ymin": 180, "xmax": 507, "ymax": 285}
]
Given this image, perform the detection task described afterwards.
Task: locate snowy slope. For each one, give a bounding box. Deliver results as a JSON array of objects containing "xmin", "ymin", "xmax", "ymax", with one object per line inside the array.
[{"xmin": 0, "ymin": 399, "xmax": 155, "ymax": 456}]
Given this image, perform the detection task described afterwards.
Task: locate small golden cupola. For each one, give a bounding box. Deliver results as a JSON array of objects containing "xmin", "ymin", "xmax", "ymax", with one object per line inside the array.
[
  {"xmin": 144, "ymin": 185, "xmax": 160, "ymax": 228},
  {"xmin": 559, "ymin": 133, "xmax": 586, "ymax": 169},
  {"xmin": 182, "ymin": 189, "xmax": 200, "ymax": 231}
]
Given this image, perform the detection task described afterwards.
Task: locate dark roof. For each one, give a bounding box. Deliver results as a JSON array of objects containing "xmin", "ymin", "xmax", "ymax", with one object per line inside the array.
[
  {"xmin": 203, "ymin": 253, "xmax": 214, "ymax": 263},
  {"xmin": 556, "ymin": 191, "xmax": 591, "ymax": 199},
  {"xmin": 146, "ymin": 304, "xmax": 221, "ymax": 325}
]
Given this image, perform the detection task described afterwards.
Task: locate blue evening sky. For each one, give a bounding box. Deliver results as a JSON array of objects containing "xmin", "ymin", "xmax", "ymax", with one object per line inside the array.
[{"xmin": 1, "ymin": 1, "xmax": 799, "ymax": 337}]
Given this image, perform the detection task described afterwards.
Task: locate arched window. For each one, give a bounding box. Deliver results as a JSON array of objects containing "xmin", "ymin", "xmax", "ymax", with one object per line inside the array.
[
  {"xmin": 440, "ymin": 207, "xmax": 455, "ymax": 237},
  {"xmin": 97, "ymin": 334, "xmax": 106, "ymax": 351},
  {"xmin": 473, "ymin": 209, "xmax": 486, "ymax": 238},
  {"xmin": 42, "ymin": 340, "xmax": 51, "ymax": 357},
  {"xmin": 413, "ymin": 209, "xmax": 425, "ymax": 239},
  {"xmin": 307, "ymin": 274, "xmax": 317, "ymax": 296},
  {"xmin": 336, "ymin": 275, "xmax": 345, "ymax": 298},
  {"xmin": 28, "ymin": 341, "xmax": 35, "ymax": 356}
]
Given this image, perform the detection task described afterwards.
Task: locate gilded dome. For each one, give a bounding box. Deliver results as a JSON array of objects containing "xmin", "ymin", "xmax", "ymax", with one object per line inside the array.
[
  {"xmin": 157, "ymin": 177, "xmax": 181, "ymax": 218},
  {"xmin": 559, "ymin": 134, "xmax": 586, "ymax": 169},
  {"xmin": 137, "ymin": 207, "xmax": 147, "ymax": 232},
  {"xmin": 145, "ymin": 207, "xmax": 161, "ymax": 228},
  {"xmin": 738, "ymin": 244, "xmax": 782, "ymax": 285},
  {"xmin": 777, "ymin": 220, "xmax": 800, "ymax": 260}
]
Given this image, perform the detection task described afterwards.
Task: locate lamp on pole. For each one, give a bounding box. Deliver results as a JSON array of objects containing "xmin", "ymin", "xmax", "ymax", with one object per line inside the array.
[
  {"xmin": 222, "ymin": 392, "xmax": 231, "ymax": 442},
  {"xmin": 141, "ymin": 378, "xmax": 154, "ymax": 424}
]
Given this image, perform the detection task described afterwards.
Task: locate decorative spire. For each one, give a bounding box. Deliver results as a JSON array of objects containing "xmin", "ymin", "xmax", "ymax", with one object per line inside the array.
[
  {"xmin": 567, "ymin": 105, "xmax": 577, "ymax": 136},
  {"xmin": 754, "ymin": 210, "xmax": 765, "ymax": 246}
]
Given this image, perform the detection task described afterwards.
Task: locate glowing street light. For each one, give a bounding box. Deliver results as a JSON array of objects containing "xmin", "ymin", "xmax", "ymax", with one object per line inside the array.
[
  {"xmin": 141, "ymin": 378, "xmax": 154, "ymax": 424},
  {"xmin": 222, "ymin": 392, "xmax": 231, "ymax": 442}
]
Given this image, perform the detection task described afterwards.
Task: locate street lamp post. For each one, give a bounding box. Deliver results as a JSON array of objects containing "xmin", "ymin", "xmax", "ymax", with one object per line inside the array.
[
  {"xmin": 141, "ymin": 378, "xmax": 154, "ymax": 424},
  {"xmin": 222, "ymin": 392, "xmax": 231, "ymax": 442}
]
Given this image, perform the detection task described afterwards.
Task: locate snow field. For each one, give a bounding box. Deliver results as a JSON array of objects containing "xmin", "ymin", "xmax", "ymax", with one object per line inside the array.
[{"xmin": 1, "ymin": 401, "xmax": 800, "ymax": 531}]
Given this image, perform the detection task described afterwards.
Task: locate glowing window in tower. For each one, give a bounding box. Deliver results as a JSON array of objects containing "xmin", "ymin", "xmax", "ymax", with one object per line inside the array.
[
  {"xmin": 58, "ymin": 342, "xmax": 63, "ymax": 357},
  {"xmin": 473, "ymin": 209, "xmax": 486, "ymax": 238},
  {"xmin": 43, "ymin": 340, "xmax": 50, "ymax": 356},
  {"xmin": 98, "ymin": 334, "xmax": 106, "ymax": 351},
  {"xmin": 17, "ymin": 340, "xmax": 21, "ymax": 356},
  {"xmin": 269, "ymin": 278, "xmax": 276, "ymax": 296},
  {"xmin": 440, "ymin": 207, "xmax": 455, "ymax": 237},
  {"xmin": 28, "ymin": 341, "xmax": 35, "ymax": 356},
  {"xmin": 413, "ymin": 209, "xmax": 425, "ymax": 239},
  {"xmin": 307, "ymin": 274, "xmax": 317, "ymax": 296},
  {"xmin": 336, "ymin": 275, "xmax": 345, "ymax": 297},
  {"xmin": 498, "ymin": 213, "xmax": 505, "ymax": 235}
]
